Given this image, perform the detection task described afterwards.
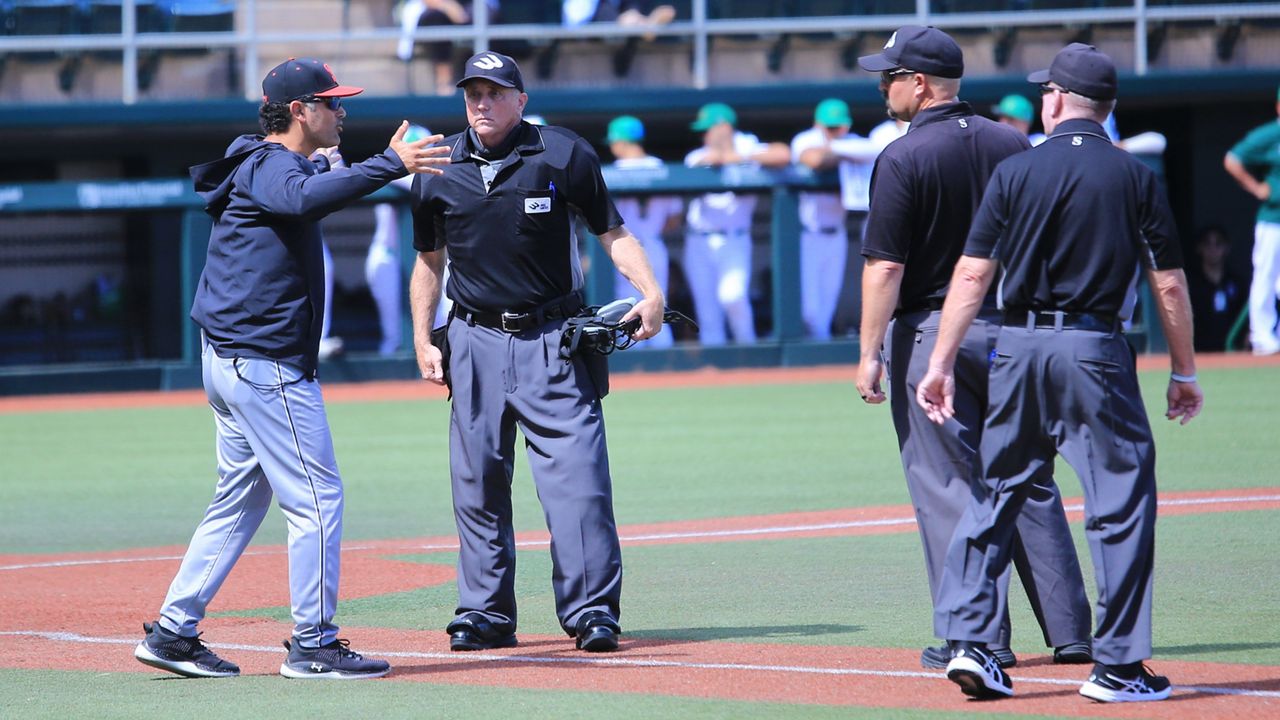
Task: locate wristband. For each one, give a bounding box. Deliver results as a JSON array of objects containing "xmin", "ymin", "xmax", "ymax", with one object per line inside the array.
[{"xmin": 1170, "ymin": 372, "xmax": 1197, "ymax": 384}]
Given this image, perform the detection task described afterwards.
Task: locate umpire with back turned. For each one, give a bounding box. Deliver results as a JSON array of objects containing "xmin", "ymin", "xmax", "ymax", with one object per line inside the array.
[
  {"xmin": 917, "ymin": 43, "xmax": 1204, "ymax": 702},
  {"xmin": 855, "ymin": 26, "xmax": 1093, "ymax": 671},
  {"xmin": 408, "ymin": 51, "xmax": 665, "ymax": 653}
]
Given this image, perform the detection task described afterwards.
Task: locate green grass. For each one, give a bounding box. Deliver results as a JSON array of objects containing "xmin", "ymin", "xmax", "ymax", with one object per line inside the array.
[
  {"xmin": 0, "ymin": 364, "xmax": 1277, "ymax": 717},
  {"xmin": 0, "ymin": 668, "xmax": 1049, "ymax": 720}
]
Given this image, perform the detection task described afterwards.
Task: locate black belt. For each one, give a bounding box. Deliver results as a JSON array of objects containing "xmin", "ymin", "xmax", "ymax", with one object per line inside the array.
[
  {"xmin": 894, "ymin": 297, "xmax": 944, "ymax": 317},
  {"xmin": 1004, "ymin": 309, "xmax": 1119, "ymax": 332},
  {"xmin": 453, "ymin": 293, "xmax": 583, "ymax": 333},
  {"xmin": 811, "ymin": 226, "xmax": 842, "ymax": 234}
]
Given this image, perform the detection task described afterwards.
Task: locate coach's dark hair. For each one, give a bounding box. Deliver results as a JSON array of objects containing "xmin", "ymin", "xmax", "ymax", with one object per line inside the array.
[{"xmin": 259, "ymin": 101, "xmax": 295, "ymax": 135}]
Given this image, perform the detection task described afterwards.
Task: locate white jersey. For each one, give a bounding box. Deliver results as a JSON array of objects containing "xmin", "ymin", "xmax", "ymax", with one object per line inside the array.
[
  {"xmin": 684, "ymin": 131, "xmax": 765, "ymax": 234},
  {"xmin": 610, "ymin": 155, "xmax": 682, "ymax": 242},
  {"xmin": 790, "ymin": 126, "xmax": 851, "ymax": 227},
  {"xmin": 868, "ymin": 118, "xmax": 909, "ymax": 149}
]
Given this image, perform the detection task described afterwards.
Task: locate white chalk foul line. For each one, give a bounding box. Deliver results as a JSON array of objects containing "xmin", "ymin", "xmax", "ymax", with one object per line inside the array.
[
  {"xmin": 4, "ymin": 494, "xmax": 1279, "ymax": 572},
  {"xmin": 0, "ymin": 630, "xmax": 1276, "ymax": 700}
]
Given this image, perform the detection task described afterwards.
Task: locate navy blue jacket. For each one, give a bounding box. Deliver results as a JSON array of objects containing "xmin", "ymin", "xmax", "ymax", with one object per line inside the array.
[{"xmin": 189, "ymin": 135, "xmax": 406, "ymax": 375}]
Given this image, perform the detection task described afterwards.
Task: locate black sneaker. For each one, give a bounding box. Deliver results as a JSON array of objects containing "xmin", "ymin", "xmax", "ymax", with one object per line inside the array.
[
  {"xmin": 279, "ymin": 637, "xmax": 390, "ymax": 680},
  {"xmin": 946, "ymin": 643, "xmax": 1013, "ymax": 700},
  {"xmin": 1079, "ymin": 662, "xmax": 1172, "ymax": 702},
  {"xmin": 133, "ymin": 621, "xmax": 239, "ymax": 678},
  {"xmin": 447, "ymin": 613, "xmax": 518, "ymax": 651},
  {"xmin": 923, "ymin": 644, "xmax": 1015, "ymax": 669},
  {"xmin": 1053, "ymin": 641, "xmax": 1094, "ymax": 665},
  {"xmin": 921, "ymin": 645, "xmax": 950, "ymax": 669},
  {"xmin": 574, "ymin": 610, "xmax": 621, "ymax": 652}
]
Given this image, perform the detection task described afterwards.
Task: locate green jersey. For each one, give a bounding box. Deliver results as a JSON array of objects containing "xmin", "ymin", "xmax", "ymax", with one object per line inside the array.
[{"xmin": 1229, "ymin": 119, "xmax": 1280, "ymax": 225}]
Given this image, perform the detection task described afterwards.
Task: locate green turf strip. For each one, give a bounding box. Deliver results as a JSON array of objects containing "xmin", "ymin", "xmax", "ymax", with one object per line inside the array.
[
  {"xmin": 1, "ymin": 366, "xmax": 1271, "ymax": 555},
  {"xmin": 0, "ymin": 667, "xmax": 1072, "ymax": 720}
]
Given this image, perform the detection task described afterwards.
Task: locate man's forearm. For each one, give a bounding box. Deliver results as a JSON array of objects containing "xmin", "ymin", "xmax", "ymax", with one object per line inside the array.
[
  {"xmin": 1150, "ymin": 268, "xmax": 1197, "ymax": 377},
  {"xmin": 601, "ymin": 227, "xmax": 662, "ymax": 301},
  {"xmin": 409, "ymin": 251, "xmax": 444, "ymax": 349},
  {"xmin": 859, "ymin": 258, "xmax": 904, "ymax": 361},
  {"xmin": 929, "ymin": 256, "xmax": 996, "ymax": 374},
  {"xmin": 1224, "ymin": 153, "xmax": 1263, "ymax": 196}
]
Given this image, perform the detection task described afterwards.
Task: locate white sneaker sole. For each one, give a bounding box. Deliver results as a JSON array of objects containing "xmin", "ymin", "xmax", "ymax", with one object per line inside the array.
[
  {"xmin": 1080, "ymin": 679, "xmax": 1173, "ymax": 702},
  {"xmin": 279, "ymin": 662, "xmax": 391, "ymax": 680},
  {"xmin": 946, "ymin": 656, "xmax": 1013, "ymax": 699},
  {"xmin": 134, "ymin": 642, "xmax": 239, "ymax": 678}
]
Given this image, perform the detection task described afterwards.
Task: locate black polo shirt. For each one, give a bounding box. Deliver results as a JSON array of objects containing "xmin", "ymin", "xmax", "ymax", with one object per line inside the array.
[
  {"xmin": 964, "ymin": 118, "xmax": 1182, "ymax": 319},
  {"xmin": 862, "ymin": 101, "xmax": 1030, "ymax": 313},
  {"xmin": 411, "ymin": 121, "xmax": 623, "ymax": 313}
]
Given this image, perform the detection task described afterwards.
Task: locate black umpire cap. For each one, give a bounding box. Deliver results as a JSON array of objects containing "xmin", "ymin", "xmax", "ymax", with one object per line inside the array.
[
  {"xmin": 1027, "ymin": 43, "xmax": 1118, "ymax": 100},
  {"xmin": 456, "ymin": 51, "xmax": 525, "ymax": 92},
  {"xmin": 858, "ymin": 26, "xmax": 964, "ymax": 79}
]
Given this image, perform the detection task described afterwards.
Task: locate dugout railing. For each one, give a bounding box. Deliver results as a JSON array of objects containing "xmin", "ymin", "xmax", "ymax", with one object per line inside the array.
[
  {"xmin": 0, "ymin": 0, "xmax": 1278, "ymax": 104},
  {"xmin": 0, "ymin": 162, "xmax": 1165, "ymax": 395}
]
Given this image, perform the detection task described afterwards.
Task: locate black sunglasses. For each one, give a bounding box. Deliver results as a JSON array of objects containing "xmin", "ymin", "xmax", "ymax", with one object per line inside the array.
[
  {"xmin": 299, "ymin": 96, "xmax": 342, "ymax": 111},
  {"xmin": 1039, "ymin": 84, "xmax": 1064, "ymax": 96},
  {"xmin": 880, "ymin": 68, "xmax": 915, "ymax": 84}
]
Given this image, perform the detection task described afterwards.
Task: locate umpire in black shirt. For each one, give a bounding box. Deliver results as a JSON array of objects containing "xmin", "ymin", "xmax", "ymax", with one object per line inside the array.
[
  {"xmin": 856, "ymin": 26, "xmax": 1092, "ymax": 671},
  {"xmin": 408, "ymin": 51, "xmax": 664, "ymax": 653},
  {"xmin": 918, "ymin": 43, "xmax": 1204, "ymax": 702}
]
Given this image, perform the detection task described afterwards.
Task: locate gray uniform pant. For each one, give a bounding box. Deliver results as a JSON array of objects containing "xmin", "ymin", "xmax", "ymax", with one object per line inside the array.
[
  {"xmin": 937, "ymin": 323, "xmax": 1157, "ymax": 666},
  {"xmin": 158, "ymin": 338, "xmax": 343, "ymax": 647},
  {"xmin": 887, "ymin": 309, "xmax": 1091, "ymax": 650},
  {"xmin": 447, "ymin": 317, "xmax": 622, "ymax": 635}
]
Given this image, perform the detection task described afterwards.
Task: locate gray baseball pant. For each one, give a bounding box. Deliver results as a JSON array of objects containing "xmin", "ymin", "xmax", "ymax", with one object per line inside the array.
[
  {"xmin": 887, "ymin": 309, "xmax": 1092, "ymax": 650},
  {"xmin": 158, "ymin": 337, "xmax": 343, "ymax": 647},
  {"xmin": 446, "ymin": 317, "xmax": 622, "ymax": 634},
  {"xmin": 937, "ymin": 323, "xmax": 1157, "ymax": 665}
]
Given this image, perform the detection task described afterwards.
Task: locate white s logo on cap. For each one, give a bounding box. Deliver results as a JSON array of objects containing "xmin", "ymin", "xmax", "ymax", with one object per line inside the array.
[
  {"xmin": 473, "ymin": 53, "xmax": 504, "ymax": 70},
  {"xmin": 885, "ymin": 31, "xmax": 897, "ymax": 49}
]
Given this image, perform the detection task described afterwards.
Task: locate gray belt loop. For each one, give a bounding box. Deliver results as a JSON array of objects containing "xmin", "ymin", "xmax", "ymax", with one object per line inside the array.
[
  {"xmin": 1053, "ymin": 310, "xmax": 1065, "ymax": 332},
  {"xmin": 1026, "ymin": 310, "xmax": 1035, "ymax": 333}
]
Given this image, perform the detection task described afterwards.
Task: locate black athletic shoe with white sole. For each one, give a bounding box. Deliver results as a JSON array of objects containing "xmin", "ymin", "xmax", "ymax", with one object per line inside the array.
[
  {"xmin": 946, "ymin": 643, "xmax": 1014, "ymax": 700},
  {"xmin": 1079, "ymin": 662, "xmax": 1172, "ymax": 702},
  {"xmin": 133, "ymin": 621, "xmax": 240, "ymax": 678},
  {"xmin": 923, "ymin": 644, "xmax": 1016, "ymax": 669},
  {"xmin": 279, "ymin": 637, "xmax": 391, "ymax": 679}
]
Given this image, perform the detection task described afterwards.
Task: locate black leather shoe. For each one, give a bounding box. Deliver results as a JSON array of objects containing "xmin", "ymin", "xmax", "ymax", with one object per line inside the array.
[
  {"xmin": 921, "ymin": 645, "xmax": 950, "ymax": 669},
  {"xmin": 1053, "ymin": 641, "xmax": 1093, "ymax": 664},
  {"xmin": 574, "ymin": 610, "xmax": 620, "ymax": 652},
  {"xmin": 446, "ymin": 613, "xmax": 517, "ymax": 651}
]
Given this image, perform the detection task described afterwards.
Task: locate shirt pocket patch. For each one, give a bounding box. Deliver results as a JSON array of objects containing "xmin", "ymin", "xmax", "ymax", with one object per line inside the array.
[{"xmin": 523, "ymin": 189, "xmax": 552, "ymax": 215}]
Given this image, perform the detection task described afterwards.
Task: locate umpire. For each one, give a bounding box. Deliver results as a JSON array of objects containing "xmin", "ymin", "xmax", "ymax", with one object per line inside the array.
[
  {"xmin": 408, "ymin": 51, "xmax": 665, "ymax": 653},
  {"xmin": 855, "ymin": 26, "xmax": 1093, "ymax": 670},
  {"xmin": 917, "ymin": 43, "xmax": 1204, "ymax": 702}
]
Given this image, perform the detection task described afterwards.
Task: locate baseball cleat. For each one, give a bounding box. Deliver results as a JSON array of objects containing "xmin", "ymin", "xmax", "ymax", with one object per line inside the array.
[
  {"xmin": 1079, "ymin": 662, "xmax": 1172, "ymax": 702},
  {"xmin": 133, "ymin": 621, "xmax": 240, "ymax": 678},
  {"xmin": 946, "ymin": 644, "xmax": 1014, "ymax": 700},
  {"xmin": 279, "ymin": 637, "xmax": 390, "ymax": 679}
]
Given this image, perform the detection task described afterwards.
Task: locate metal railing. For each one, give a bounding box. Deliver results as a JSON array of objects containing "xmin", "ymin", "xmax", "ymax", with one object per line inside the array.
[{"xmin": 1, "ymin": 0, "xmax": 1278, "ymax": 103}]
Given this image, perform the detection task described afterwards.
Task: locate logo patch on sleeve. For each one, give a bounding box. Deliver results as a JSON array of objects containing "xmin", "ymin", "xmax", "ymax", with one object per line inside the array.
[{"xmin": 525, "ymin": 197, "xmax": 551, "ymax": 214}]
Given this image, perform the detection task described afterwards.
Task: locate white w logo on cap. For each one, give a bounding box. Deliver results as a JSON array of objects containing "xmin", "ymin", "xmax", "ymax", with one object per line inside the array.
[
  {"xmin": 885, "ymin": 31, "xmax": 897, "ymax": 48},
  {"xmin": 473, "ymin": 53, "xmax": 504, "ymax": 70}
]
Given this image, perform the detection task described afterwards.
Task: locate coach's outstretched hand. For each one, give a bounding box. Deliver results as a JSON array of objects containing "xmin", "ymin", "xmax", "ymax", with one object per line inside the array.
[{"xmin": 390, "ymin": 121, "xmax": 450, "ymax": 175}]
